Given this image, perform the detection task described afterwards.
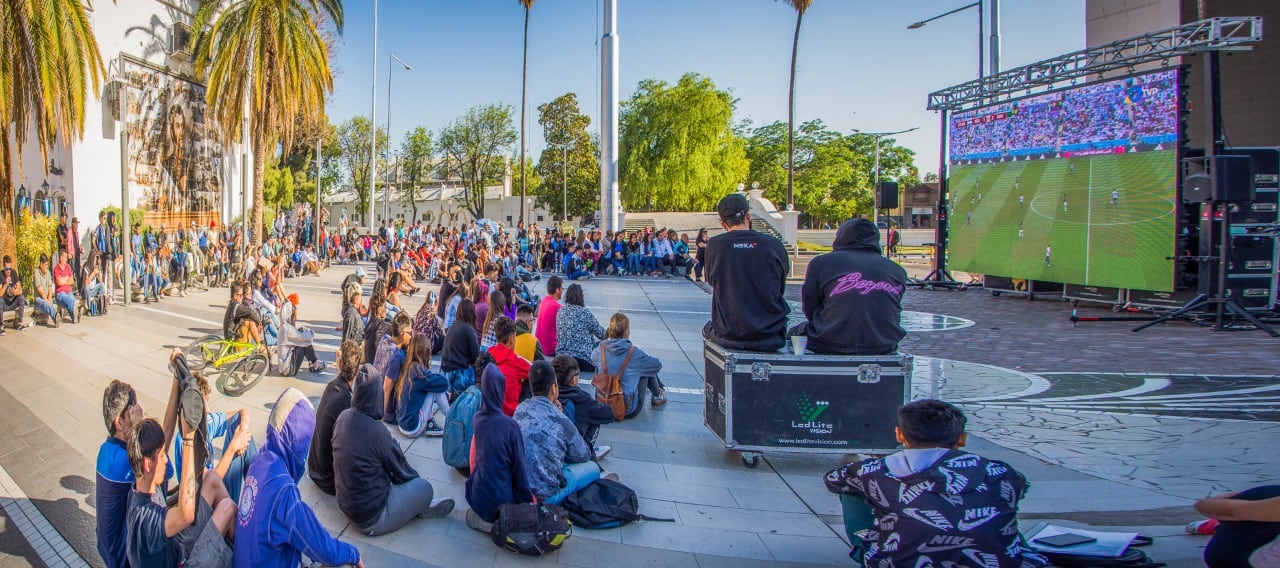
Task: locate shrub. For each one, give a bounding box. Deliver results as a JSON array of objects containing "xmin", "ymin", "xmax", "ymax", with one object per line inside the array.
[{"xmin": 15, "ymin": 210, "xmax": 59, "ymax": 300}]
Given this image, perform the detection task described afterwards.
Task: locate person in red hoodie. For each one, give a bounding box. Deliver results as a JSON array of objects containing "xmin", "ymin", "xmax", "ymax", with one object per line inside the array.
[{"xmin": 487, "ymin": 316, "xmax": 530, "ymax": 416}]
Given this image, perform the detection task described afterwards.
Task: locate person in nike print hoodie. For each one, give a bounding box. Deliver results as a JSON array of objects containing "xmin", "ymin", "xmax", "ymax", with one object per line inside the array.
[{"xmin": 825, "ymin": 399, "xmax": 1047, "ymax": 568}]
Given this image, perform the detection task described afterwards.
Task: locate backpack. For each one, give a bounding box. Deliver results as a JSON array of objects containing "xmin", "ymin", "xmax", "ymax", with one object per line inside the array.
[
  {"xmin": 490, "ymin": 503, "xmax": 571, "ymax": 556},
  {"xmin": 592, "ymin": 347, "xmax": 633, "ymax": 421},
  {"xmin": 1040, "ymin": 536, "xmax": 1165, "ymax": 568},
  {"xmin": 442, "ymin": 384, "xmax": 482, "ymax": 468},
  {"xmin": 561, "ymin": 478, "xmax": 674, "ymax": 530}
]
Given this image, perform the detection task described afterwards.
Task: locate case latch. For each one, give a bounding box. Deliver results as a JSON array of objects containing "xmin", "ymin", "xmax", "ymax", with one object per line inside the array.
[
  {"xmin": 857, "ymin": 364, "xmax": 881, "ymax": 384},
  {"xmin": 751, "ymin": 362, "xmax": 772, "ymax": 381}
]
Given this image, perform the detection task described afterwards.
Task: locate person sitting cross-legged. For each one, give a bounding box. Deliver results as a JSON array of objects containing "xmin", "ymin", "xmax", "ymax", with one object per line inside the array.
[
  {"xmin": 53, "ymin": 253, "xmax": 79, "ymax": 324},
  {"xmin": 234, "ymin": 388, "xmax": 362, "ymax": 567},
  {"xmin": 332, "ymin": 360, "xmax": 454, "ymax": 536},
  {"xmin": 514, "ymin": 360, "xmax": 614, "ymax": 506},
  {"xmin": 308, "ymin": 340, "xmax": 362, "ymax": 496},
  {"xmin": 394, "ymin": 334, "xmax": 450, "ymax": 438},
  {"xmin": 465, "ymin": 363, "xmax": 535, "ymax": 533},
  {"xmin": 33, "ymin": 254, "xmax": 60, "ymax": 326},
  {"xmin": 552, "ymin": 355, "xmax": 616, "ymax": 461},
  {"xmin": 824, "ymin": 399, "xmax": 1047, "ymax": 568}
]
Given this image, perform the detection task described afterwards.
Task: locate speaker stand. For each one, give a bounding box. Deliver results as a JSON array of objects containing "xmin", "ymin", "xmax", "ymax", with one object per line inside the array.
[{"xmin": 1132, "ymin": 293, "xmax": 1279, "ymax": 336}]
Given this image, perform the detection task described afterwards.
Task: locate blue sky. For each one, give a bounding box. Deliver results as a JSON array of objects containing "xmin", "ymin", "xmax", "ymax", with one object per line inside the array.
[{"xmin": 325, "ymin": 0, "xmax": 1085, "ymax": 176}]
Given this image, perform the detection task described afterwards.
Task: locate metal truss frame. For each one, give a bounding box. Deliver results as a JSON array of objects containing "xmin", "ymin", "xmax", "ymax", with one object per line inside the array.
[{"xmin": 927, "ymin": 17, "xmax": 1263, "ymax": 111}]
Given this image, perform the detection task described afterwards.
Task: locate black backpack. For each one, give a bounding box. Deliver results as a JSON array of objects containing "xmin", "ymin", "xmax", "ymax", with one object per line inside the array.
[
  {"xmin": 490, "ymin": 503, "xmax": 571, "ymax": 556},
  {"xmin": 1040, "ymin": 536, "xmax": 1166, "ymax": 568},
  {"xmin": 561, "ymin": 479, "xmax": 674, "ymax": 529}
]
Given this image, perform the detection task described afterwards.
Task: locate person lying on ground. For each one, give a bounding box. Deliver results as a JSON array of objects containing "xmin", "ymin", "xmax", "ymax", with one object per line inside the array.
[
  {"xmin": 332, "ymin": 361, "xmax": 454, "ymax": 536},
  {"xmin": 793, "ymin": 218, "xmax": 907, "ymax": 355},
  {"xmin": 234, "ymin": 388, "xmax": 362, "ymax": 567},
  {"xmin": 465, "ymin": 362, "xmax": 535, "ymax": 533},
  {"xmin": 824, "ymin": 399, "xmax": 1047, "ymax": 568}
]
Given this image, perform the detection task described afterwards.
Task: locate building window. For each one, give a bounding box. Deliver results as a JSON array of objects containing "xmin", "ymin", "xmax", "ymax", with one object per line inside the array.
[
  {"xmin": 537, "ymin": 215, "xmax": 544, "ymax": 222},
  {"xmin": 506, "ymin": 215, "xmax": 513, "ymax": 223}
]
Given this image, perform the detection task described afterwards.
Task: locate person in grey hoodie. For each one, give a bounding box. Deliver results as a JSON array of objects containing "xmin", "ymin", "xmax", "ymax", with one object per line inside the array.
[
  {"xmin": 589, "ymin": 313, "xmax": 665, "ymax": 418},
  {"xmin": 513, "ymin": 361, "xmax": 611, "ymax": 504}
]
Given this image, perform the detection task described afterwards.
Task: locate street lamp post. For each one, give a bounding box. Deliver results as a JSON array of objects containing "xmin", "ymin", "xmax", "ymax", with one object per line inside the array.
[
  {"xmin": 562, "ymin": 144, "xmax": 568, "ymax": 222},
  {"xmin": 908, "ymin": 0, "xmax": 1002, "ymax": 79},
  {"xmin": 857, "ymin": 127, "xmax": 918, "ymax": 238},
  {"xmin": 381, "ymin": 53, "xmax": 412, "ymax": 226}
]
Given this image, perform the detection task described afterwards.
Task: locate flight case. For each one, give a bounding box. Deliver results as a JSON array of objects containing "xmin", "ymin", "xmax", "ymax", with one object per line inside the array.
[{"xmin": 703, "ymin": 341, "xmax": 912, "ymax": 468}]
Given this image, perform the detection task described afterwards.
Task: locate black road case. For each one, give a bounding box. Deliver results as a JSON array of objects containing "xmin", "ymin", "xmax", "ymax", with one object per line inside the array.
[{"xmin": 703, "ymin": 341, "xmax": 911, "ymax": 468}]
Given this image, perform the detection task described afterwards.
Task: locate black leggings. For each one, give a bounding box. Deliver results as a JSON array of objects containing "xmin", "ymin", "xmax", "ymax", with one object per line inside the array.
[{"xmin": 1204, "ymin": 485, "xmax": 1280, "ymax": 568}]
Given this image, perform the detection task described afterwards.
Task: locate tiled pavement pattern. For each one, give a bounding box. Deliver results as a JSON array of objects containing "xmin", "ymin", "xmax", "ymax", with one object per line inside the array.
[{"xmin": 0, "ymin": 266, "xmax": 1274, "ymax": 567}]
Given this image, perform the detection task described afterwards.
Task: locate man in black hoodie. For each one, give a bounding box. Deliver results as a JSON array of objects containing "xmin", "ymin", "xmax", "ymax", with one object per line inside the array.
[
  {"xmin": 702, "ymin": 193, "xmax": 790, "ymax": 352},
  {"xmin": 332, "ymin": 359, "xmax": 453, "ymax": 536},
  {"xmin": 797, "ymin": 218, "xmax": 907, "ymax": 355}
]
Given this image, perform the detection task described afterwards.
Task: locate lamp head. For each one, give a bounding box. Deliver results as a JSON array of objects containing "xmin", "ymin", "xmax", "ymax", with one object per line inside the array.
[{"xmin": 907, "ymin": 21, "xmax": 926, "ymax": 29}]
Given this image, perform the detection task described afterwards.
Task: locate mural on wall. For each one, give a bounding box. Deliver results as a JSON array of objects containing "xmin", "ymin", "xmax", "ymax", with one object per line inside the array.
[{"xmin": 123, "ymin": 59, "xmax": 223, "ymax": 230}]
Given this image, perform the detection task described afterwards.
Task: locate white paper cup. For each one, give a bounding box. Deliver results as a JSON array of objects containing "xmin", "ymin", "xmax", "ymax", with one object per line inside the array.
[{"xmin": 791, "ymin": 335, "xmax": 808, "ymax": 356}]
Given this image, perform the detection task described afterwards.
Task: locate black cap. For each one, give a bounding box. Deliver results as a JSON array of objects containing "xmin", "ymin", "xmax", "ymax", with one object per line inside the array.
[{"xmin": 717, "ymin": 193, "xmax": 749, "ymax": 221}]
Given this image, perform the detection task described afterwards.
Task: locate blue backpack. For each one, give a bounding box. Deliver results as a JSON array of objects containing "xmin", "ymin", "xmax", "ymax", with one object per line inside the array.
[{"xmin": 443, "ymin": 384, "xmax": 482, "ymax": 469}]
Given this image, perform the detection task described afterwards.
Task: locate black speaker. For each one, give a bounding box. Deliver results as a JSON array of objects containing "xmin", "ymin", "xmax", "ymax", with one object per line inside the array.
[
  {"xmin": 1182, "ymin": 155, "xmax": 1256, "ymax": 203},
  {"xmin": 876, "ymin": 181, "xmax": 899, "ymax": 209}
]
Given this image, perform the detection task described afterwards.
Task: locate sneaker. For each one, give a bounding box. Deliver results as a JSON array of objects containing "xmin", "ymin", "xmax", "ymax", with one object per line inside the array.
[
  {"xmin": 466, "ymin": 509, "xmax": 493, "ymax": 533},
  {"xmin": 309, "ymin": 361, "xmax": 328, "ymax": 373},
  {"xmin": 601, "ymin": 472, "xmax": 620, "ymax": 482},
  {"xmin": 1186, "ymin": 519, "xmax": 1218, "ymax": 535},
  {"xmin": 593, "ymin": 445, "xmax": 612, "ymax": 460},
  {"xmin": 651, "ymin": 390, "xmax": 667, "ymax": 407},
  {"xmin": 54, "ymin": 311, "xmax": 61, "ymax": 328},
  {"xmin": 424, "ymin": 419, "xmax": 444, "ymax": 437},
  {"xmin": 0, "ymin": 326, "xmax": 7, "ymax": 336},
  {"xmin": 418, "ymin": 498, "xmax": 455, "ymax": 519},
  {"xmin": 17, "ymin": 322, "xmax": 30, "ymax": 331}
]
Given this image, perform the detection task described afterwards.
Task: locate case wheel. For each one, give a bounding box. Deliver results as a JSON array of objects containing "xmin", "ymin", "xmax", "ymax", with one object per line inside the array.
[{"xmin": 740, "ymin": 452, "xmax": 761, "ymax": 469}]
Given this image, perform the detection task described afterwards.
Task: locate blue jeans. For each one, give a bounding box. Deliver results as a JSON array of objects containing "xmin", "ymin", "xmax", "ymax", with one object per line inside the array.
[
  {"xmin": 641, "ymin": 257, "xmax": 657, "ymax": 273},
  {"xmin": 568, "ymin": 269, "xmax": 591, "ymax": 280},
  {"xmin": 221, "ymin": 417, "xmax": 258, "ymax": 505},
  {"xmin": 34, "ymin": 297, "xmax": 57, "ymax": 319},
  {"xmin": 544, "ymin": 461, "xmax": 601, "ymax": 505},
  {"xmin": 627, "ymin": 254, "xmax": 642, "ymax": 274},
  {"xmin": 55, "ymin": 291, "xmax": 76, "ymax": 316}
]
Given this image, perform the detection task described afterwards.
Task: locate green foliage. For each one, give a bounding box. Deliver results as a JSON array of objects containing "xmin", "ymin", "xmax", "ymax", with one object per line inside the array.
[
  {"xmin": 437, "ymin": 104, "xmax": 518, "ymax": 219},
  {"xmin": 535, "ymin": 93, "xmax": 599, "ymax": 220},
  {"xmin": 99, "ymin": 206, "xmax": 150, "ymax": 235},
  {"xmin": 744, "ymin": 120, "xmax": 919, "ymax": 226},
  {"xmin": 14, "ymin": 210, "xmax": 59, "ymax": 299},
  {"xmin": 619, "ymin": 73, "xmax": 749, "ymax": 212},
  {"xmin": 399, "ymin": 126, "xmax": 435, "ymax": 219},
  {"xmin": 335, "ymin": 116, "xmax": 388, "ymax": 216},
  {"xmin": 263, "ymin": 162, "xmax": 297, "ymax": 207}
]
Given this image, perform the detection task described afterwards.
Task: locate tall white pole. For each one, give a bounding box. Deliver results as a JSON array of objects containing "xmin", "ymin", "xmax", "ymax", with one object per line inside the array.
[
  {"xmin": 873, "ymin": 135, "xmax": 882, "ymax": 229},
  {"xmin": 315, "ymin": 137, "xmax": 322, "ymax": 250},
  {"xmin": 118, "ymin": 56, "xmax": 131, "ymax": 306},
  {"xmin": 369, "ymin": 0, "xmax": 378, "ymax": 234},
  {"xmin": 600, "ymin": 0, "xmax": 620, "ymax": 233},
  {"xmin": 385, "ymin": 52, "xmax": 393, "ymax": 227},
  {"xmin": 242, "ymin": 80, "xmax": 251, "ymax": 243}
]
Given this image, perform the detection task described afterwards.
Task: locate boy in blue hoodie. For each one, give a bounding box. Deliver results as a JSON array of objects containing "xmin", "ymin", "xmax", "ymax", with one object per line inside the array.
[
  {"xmin": 234, "ymin": 388, "xmax": 361, "ymax": 568},
  {"xmin": 465, "ymin": 363, "xmax": 535, "ymax": 532}
]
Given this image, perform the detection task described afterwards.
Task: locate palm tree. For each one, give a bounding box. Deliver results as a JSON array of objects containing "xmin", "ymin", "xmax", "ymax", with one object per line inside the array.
[
  {"xmin": 191, "ymin": 0, "xmax": 343, "ymax": 247},
  {"xmin": 781, "ymin": 0, "xmax": 812, "ymax": 211},
  {"xmin": 518, "ymin": 0, "xmax": 536, "ymax": 225},
  {"xmin": 0, "ymin": 0, "xmax": 106, "ymax": 258}
]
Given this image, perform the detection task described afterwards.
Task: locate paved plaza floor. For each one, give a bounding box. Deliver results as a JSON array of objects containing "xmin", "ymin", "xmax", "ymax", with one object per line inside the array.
[{"xmin": 0, "ymin": 264, "xmax": 1275, "ymax": 567}]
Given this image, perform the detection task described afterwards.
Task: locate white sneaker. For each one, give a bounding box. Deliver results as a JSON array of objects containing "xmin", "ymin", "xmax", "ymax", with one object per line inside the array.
[{"xmin": 594, "ymin": 445, "xmax": 612, "ymax": 460}]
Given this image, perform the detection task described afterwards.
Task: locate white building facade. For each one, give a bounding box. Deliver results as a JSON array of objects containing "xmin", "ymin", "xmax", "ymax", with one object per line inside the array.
[{"xmin": 8, "ymin": 0, "xmax": 250, "ymax": 233}]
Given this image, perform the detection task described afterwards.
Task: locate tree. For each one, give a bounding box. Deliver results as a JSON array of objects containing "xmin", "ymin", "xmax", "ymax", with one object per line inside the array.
[
  {"xmin": 262, "ymin": 161, "xmax": 296, "ymax": 207},
  {"xmin": 399, "ymin": 126, "xmax": 434, "ymax": 222},
  {"xmin": 0, "ymin": 0, "xmax": 106, "ymax": 259},
  {"xmin": 518, "ymin": 0, "xmax": 536, "ymax": 224},
  {"xmin": 535, "ymin": 93, "xmax": 599, "ymax": 221},
  {"xmin": 334, "ymin": 116, "xmax": 387, "ymax": 217},
  {"xmin": 192, "ymin": 0, "xmax": 343, "ymax": 246},
  {"xmin": 619, "ymin": 73, "xmax": 748, "ymax": 211},
  {"xmin": 437, "ymin": 104, "xmax": 518, "ymax": 220},
  {"xmin": 779, "ymin": 0, "xmax": 813, "ymax": 212}
]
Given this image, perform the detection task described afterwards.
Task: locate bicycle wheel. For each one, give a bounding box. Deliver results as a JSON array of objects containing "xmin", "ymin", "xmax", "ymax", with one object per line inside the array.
[
  {"xmin": 218, "ymin": 354, "xmax": 269, "ymax": 397},
  {"xmin": 184, "ymin": 334, "xmax": 222, "ymax": 371}
]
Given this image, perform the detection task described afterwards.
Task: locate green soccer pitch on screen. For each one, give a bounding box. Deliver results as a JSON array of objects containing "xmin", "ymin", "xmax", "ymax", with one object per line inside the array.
[{"xmin": 945, "ymin": 69, "xmax": 1181, "ymax": 292}]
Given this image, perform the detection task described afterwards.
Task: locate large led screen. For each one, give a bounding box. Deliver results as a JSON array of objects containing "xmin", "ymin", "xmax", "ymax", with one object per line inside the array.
[{"xmin": 946, "ymin": 69, "xmax": 1180, "ymax": 291}]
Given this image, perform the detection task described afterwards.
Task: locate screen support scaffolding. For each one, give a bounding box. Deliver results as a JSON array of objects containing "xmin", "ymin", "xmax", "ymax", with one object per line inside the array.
[{"xmin": 914, "ymin": 16, "xmax": 1263, "ymax": 291}]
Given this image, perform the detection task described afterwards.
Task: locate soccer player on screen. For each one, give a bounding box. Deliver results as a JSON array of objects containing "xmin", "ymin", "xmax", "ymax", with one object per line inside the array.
[
  {"xmin": 1018, "ymin": 223, "xmax": 1024, "ymax": 238},
  {"xmin": 1044, "ymin": 245, "xmax": 1052, "ymax": 266},
  {"xmin": 966, "ymin": 211, "xmax": 972, "ymax": 226},
  {"xmin": 1062, "ymin": 195, "xmax": 1068, "ymax": 212},
  {"xmin": 1018, "ymin": 194, "xmax": 1025, "ymax": 208},
  {"xmin": 1111, "ymin": 189, "xmax": 1119, "ymax": 205},
  {"xmin": 1069, "ymin": 162, "xmax": 1075, "ymax": 174}
]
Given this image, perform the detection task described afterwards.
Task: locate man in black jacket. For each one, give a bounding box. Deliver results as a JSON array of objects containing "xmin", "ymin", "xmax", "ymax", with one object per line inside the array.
[
  {"xmin": 332, "ymin": 361, "xmax": 453, "ymax": 536},
  {"xmin": 702, "ymin": 193, "xmax": 790, "ymax": 352},
  {"xmin": 796, "ymin": 218, "xmax": 906, "ymax": 355},
  {"xmin": 308, "ymin": 340, "xmax": 361, "ymax": 495}
]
